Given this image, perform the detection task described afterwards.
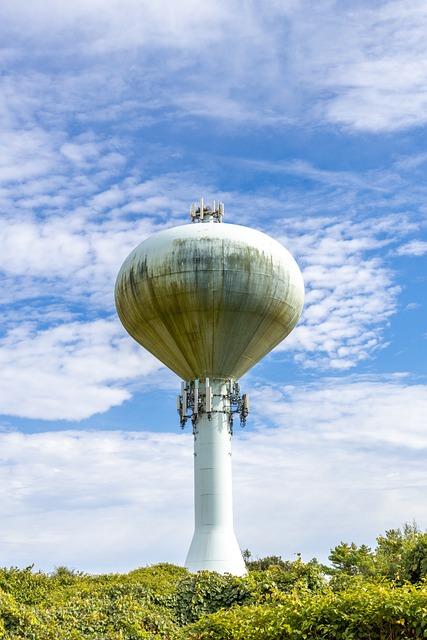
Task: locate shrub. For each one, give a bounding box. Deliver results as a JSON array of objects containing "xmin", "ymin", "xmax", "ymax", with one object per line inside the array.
[{"xmin": 174, "ymin": 571, "xmax": 252, "ymax": 625}]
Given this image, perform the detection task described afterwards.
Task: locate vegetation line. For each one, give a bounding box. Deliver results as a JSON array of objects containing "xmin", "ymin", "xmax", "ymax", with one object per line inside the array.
[{"xmin": 1, "ymin": 522, "xmax": 427, "ymax": 639}]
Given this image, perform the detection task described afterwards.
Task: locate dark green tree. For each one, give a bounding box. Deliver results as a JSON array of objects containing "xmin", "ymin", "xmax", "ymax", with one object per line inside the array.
[
  {"xmin": 328, "ymin": 542, "xmax": 375, "ymax": 577},
  {"xmin": 375, "ymin": 521, "xmax": 422, "ymax": 582},
  {"xmin": 402, "ymin": 532, "xmax": 427, "ymax": 583}
]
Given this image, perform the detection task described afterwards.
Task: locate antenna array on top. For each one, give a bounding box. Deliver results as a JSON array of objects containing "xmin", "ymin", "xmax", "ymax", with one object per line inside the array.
[{"xmin": 190, "ymin": 197, "xmax": 224, "ymax": 223}]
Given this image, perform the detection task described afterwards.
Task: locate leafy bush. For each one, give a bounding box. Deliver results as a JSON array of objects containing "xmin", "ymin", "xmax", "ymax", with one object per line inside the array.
[
  {"xmin": 0, "ymin": 564, "xmax": 185, "ymax": 639},
  {"xmin": 249, "ymin": 558, "xmax": 326, "ymax": 601},
  {"xmin": 2, "ymin": 524, "xmax": 427, "ymax": 639},
  {"xmin": 176, "ymin": 582, "xmax": 427, "ymax": 640},
  {"xmin": 174, "ymin": 571, "xmax": 252, "ymax": 625},
  {"xmin": 0, "ymin": 565, "xmax": 55, "ymax": 606}
]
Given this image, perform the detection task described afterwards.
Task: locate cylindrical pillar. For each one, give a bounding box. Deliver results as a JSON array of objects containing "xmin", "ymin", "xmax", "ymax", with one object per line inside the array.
[{"xmin": 185, "ymin": 379, "xmax": 246, "ymax": 575}]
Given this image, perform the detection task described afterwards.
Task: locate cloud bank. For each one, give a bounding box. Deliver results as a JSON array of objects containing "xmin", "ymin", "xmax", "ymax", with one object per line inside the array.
[
  {"xmin": 1, "ymin": 375, "xmax": 426, "ymax": 572},
  {"xmin": 0, "ymin": 0, "xmax": 426, "ymax": 572}
]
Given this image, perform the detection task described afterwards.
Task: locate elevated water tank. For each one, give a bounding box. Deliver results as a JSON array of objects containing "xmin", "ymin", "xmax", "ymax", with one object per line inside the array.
[{"xmin": 115, "ymin": 214, "xmax": 304, "ymax": 381}]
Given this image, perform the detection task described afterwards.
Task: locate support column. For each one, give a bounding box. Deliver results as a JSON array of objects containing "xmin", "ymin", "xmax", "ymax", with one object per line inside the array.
[{"xmin": 185, "ymin": 379, "xmax": 246, "ymax": 575}]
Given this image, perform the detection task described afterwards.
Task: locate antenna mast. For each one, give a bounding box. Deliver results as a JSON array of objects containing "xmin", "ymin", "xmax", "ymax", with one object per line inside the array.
[{"xmin": 190, "ymin": 198, "xmax": 224, "ymax": 223}]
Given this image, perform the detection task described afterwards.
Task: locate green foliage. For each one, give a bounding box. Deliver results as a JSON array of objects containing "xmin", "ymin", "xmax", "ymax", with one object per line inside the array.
[
  {"xmin": 244, "ymin": 552, "xmax": 287, "ymax": 571},
  {"xmin": 0, "ymin": 565, "xmax": 55, "ymax": 606},
  {"xmin": 0, "ymin": 563, "xmax": 187, "ymax": 639},
  {"xmin": 328, "ymin": 521, "xmax": 427, "ymax": 587},
  {"xmin": 2, "ymin": 524, "xmax": 427, "ymax": 639},
  {"xmin": 173, "ymin": 557, "xmax": 326, "ymax": 627},
  {"xmin": 375, "ymin": 523, "xmax": 421, "ymax": 582},
  {"xmin": 173, "ymin": 603, "xmax": 295, "ymax": 640},
  {"xmin": 328, "ymin": 542, "xmax": 375, "ymax": 577},
  {"xmin": 41, "ymin": 590, "xmax": 176, "ymax": 639},
  {"xmin": 50, "ymin": 566, "xmax": 87, "ymax": 586},
  {"xmin": 174, "ymin": 571, "xmax": 251, "ymax": 625},
  {"xmin": 249, "ymin": 558, "xmax": 326, "ymax": 601},
  {"xmin": 404, "ymin": 533, "xmax": 427, "ymax": 583},
  {"xmin": 177, "ymin": 582, "xmax": 427, "ymax": 640}
]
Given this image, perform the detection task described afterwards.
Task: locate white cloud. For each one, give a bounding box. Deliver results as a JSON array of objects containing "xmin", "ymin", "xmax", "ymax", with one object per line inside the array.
[
  {"xmin": 0, "ymin": 128, "xmax": 62, "ymax": 184},
  {"xmin": 156, "ymin": 0, "xmax": 427, "ymax": 132},
  {"xmin": 2, "ymin": 0, "xmax": 427, "ymax": 138},
  {"xmin": 0, "ymin": 0, "xmax": 425, "ymax": 580},
  {"xmin": 0, "ymin": 172, "xmax": 418, "ymax": 419},
  {"xmin": 291, "ymin": 0, "xmax": 427, "ymax": 131},
  {"xmin": 0, "ymin": 320, "xmax": 162, "ymax": 420},
  {"xmin": 1, "ymin": 376, "xmax": 426, "ymax": 572},
  {"xmin": 3, "ymin": 0, "xmax": 427, "ymax": 133},
  {"xmin": 0, "ymin": 0, "xmax": 425, "ymax": 422},
  {"xmin": 234, "ymin": 375, "xmax": 427, "ymax": 558},
  {"xmin": 0, "ymin": 166, "xmax": 190, "ymax": 311},
  {"xmin": 0, "ymin": 0, "xmax": 231, "ymax": 55},
  {"xmin": 60, "ymin": 141, "xmax": 101, "ymax": 166},
  {"xmin": 249, "ymin": 376, "xmax": 427, "ymax": 450},
  {"xmin": 0, "ymin": 206, "xmax": 404, "ymax": 392},
  {"xmin": 0, "ymin": 430, "xmax": 194, "ymax": 572},
  {"xmin": 397, "ymin": 240, "xmax": 427, "ymax": 256},
  {"xmin": 271, "ymin": 216, "xmax": 401, "ymax": 369},
  {"xmin": 394, "ymin": 151, "xmax": 427, "ymax": 171}
]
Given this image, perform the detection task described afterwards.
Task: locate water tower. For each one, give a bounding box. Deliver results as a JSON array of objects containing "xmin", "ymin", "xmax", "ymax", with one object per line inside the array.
[{"xmin": 115, "ymin": 199, "xmax": 304, "ymax": 575}]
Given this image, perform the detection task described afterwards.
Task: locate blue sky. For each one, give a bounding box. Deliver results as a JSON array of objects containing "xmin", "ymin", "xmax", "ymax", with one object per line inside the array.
[{"xmin": 0, "ymin": 0, "xmax": 426, "ymax": 573}]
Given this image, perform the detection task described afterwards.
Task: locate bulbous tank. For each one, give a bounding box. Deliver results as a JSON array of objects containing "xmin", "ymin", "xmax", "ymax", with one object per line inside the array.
[{"xmin": 115, "ymin": 220, "xmax": 304, "ymax": 381}]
